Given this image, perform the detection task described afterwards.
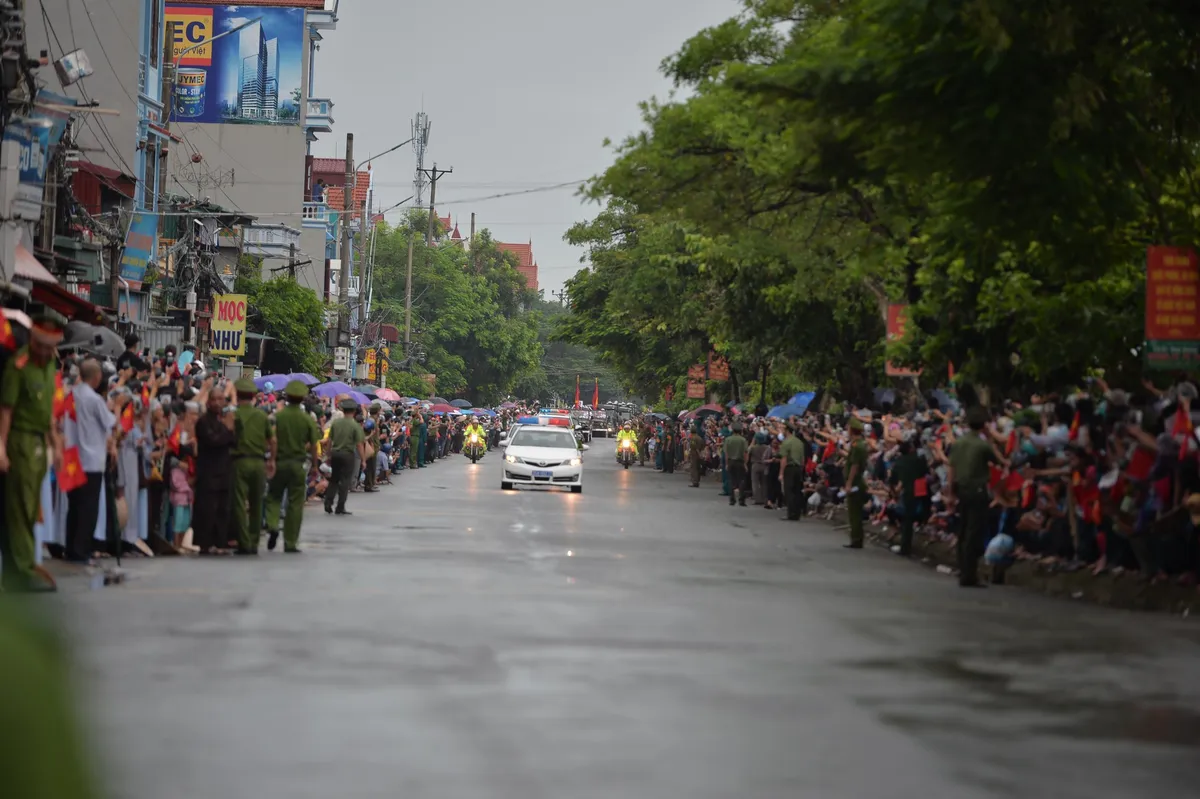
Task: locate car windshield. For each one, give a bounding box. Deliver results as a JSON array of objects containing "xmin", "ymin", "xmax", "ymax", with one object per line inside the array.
[{"xmin": 511, "ymin": 429, "xmax": 577, "ymax": 449}]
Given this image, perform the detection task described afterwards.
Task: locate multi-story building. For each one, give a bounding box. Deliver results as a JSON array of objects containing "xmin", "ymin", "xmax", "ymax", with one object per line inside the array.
[
  {"xmin": 498, "ymin": 240, "xmax": 540, "ymax": 292},
  {"xmin": 24, "ymin": 0, "xmax": 343, "ymax": 333}
]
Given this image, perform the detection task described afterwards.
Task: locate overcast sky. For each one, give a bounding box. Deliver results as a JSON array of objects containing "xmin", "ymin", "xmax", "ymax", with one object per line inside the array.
[{"xmin": 315, "ymin": 0, "xmax": 740, "ymax": 296}]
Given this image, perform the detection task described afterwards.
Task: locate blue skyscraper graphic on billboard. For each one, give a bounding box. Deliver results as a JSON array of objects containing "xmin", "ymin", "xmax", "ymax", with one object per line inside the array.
[{"xmin": 166, "ymin": 4, "xmax": 303, "ymax": 125}]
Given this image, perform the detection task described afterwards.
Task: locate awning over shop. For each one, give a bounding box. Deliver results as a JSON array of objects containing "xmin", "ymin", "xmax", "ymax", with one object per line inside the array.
[{"xmin": 14, "ymin": 244, "xmax": 56, "ymax": 282}]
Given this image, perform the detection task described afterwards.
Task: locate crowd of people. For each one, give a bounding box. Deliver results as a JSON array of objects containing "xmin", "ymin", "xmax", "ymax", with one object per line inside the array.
[
  {"xmin": 0, "ymin": 313, "xmax": 510, "ymax": 593},
  {"xmin": 631, "ymin": 378, "xmax": 1200, "ymax": 591}
]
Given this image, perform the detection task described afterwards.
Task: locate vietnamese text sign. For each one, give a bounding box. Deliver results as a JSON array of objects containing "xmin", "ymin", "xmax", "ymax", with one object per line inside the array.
[
  {"xmin": 166, "ymin": 4, "xmax": 305, "ymax": 125},
  {"xmin": 119, "ymin": 212, "xmax": 159, "ymax": 290},
  {"xmin": 686, "ymin": 378, "xmax": 705, "ymax": 399},
  {"xmin": 210, "ymin": 293, "xmax": 248, "ymax": 355},
  {"xmin": 687, "ymin": 363, "xmax": 705, "ymax": 380},
  {"xmin": 1145, "ymin": 246, "xmax": 1200, "ymax": 370},
  {"xmin": 885, "ymin": 303, "xmax": 923, "ymax": 377},
  {"xmin": 708, "ymin": 353, "xmax": 730, "ymax": 382}
]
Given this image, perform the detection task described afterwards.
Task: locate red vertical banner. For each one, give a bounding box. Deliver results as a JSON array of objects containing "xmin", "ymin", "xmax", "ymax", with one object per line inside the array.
[
  {"xmin": 1145, "ymin": 246, "xmax": 1200, "ymax": 369},
  {"xmin": 664, "ymin": 385, "xmax": 674, "ymax": 402},
  {"xmin": 885, "ymin": 304, "xmax": 923, "ymax": 377},
  {"xmin": 574, "ymin": 374, "xmax": 580, "ymax": 407},
  {"xmin": 592, "ymin": 378, "xmax": 599, "ymax": 408}
]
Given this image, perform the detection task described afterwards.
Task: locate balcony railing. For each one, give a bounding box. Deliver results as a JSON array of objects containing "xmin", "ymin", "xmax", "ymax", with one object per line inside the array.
[
  {"xmin": 305, "ymin": 97, "xmax": 334, "ymax": 132},
  {"xmin": 329, "ymin": 272, "xmax": 360, "ymax": 298},
  {"xmin": 302, "ymin": 202, "xmax": 330, "ymax": 228}
]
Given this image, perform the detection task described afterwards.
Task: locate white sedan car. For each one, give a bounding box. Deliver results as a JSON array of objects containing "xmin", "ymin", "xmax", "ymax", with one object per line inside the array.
[{"xmin": 500, "ymin": 426, "xmax": 586, "ymax": 493}]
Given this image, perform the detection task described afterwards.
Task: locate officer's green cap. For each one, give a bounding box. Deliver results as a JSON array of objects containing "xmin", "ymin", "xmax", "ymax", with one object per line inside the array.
[
  {"xmin": 234, "ymin": 377, "xmax": 257, "ymax": 395},
  {"xmin": 369, "ymin": 401, "xmax": 381, "ymax": 411},
  {"xmin": 339, "ymin": 397, "xmax": 359, "ymax": 411},
  {"xmin": 848, "ymin": 417, "xmax": 865, "ymax": 432},
  {"xmin": 284, "ymin": 380, "xmax": 308, "ymax": 400}
]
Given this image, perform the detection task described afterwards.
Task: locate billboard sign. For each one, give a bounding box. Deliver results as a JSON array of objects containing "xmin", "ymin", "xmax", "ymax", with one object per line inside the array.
[
  {"xmin": 119, "ymin": 212, "xmax": 159, "ymax": 290},
  {"xmin": 1145, "ymin": 246, "xmax": 1200, "ymax": 370},
  {"xmin": 210, "ymin": 293, "xmax": 248, "ymax": 356},
  {"xmin": 166, "ymin": 4, "xmax": 305, "ymax": 125}
]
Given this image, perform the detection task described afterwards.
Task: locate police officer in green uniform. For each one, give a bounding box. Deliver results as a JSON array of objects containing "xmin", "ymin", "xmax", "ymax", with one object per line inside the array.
[
  {"xmin": 778, "ymin": 423, "xmax": 806, "ymax": 520},
  {"xmin": 265, "ymin": 381, "xmax": 319, "ymax": 553},
  {"xmin": 326, "ymin": 397, "xmax": 365, "ymax": 515},
  {"xmin": 363, "ymin": 402, "xmax": 381, "ymax": 492},
  {"xmin": 947, "ymin": 406, "xmax": 1003, "ymax": 587},
  {"xmin": 231, "ymin": 377, "xmax": 275, "ymax": 555},
  {"xmin": 843, "ymin": 417, "xmax": 869, "ymax": 548},
  {"xmin": 0, "ymin": 311, "xmax": 65, "ymax": 591},
  {"xmin": 688, "ymin": 423, "xmax": 704, "ymax": 487}
]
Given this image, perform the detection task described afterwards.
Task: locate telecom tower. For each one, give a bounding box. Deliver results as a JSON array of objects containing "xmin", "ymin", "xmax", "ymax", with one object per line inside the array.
[{"xmin": 412, "ymin": 112, "xmax": 432, "ymax": 205}]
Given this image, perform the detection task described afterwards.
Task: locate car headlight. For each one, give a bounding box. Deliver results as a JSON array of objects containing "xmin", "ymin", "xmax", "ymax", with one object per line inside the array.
[
  {"xmin": 505, "ymin": 454, "xmax": 521, "ymax": 464},
  {"xmin": 569, "ymin": 457, "xmax": 581, "ymax": 467}
]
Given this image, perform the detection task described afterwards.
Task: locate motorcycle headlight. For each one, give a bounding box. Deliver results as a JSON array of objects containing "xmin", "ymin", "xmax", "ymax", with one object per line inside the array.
[
  {"xmin": 505, "ymin": 454, "xmax": 520, "ymax": 464},
  {"xmin": 569, "ymin": 458, "xmax": 582, "ymax": 467},
  {"xmin": 470, "ymin": 435, "xmax": 478, "ymax": 443}
]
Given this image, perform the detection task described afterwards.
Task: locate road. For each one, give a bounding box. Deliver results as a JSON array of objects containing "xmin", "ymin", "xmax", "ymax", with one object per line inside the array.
[{"xmin": 55, "ymin": 450, "xmax": 1200, "ymax": 799}]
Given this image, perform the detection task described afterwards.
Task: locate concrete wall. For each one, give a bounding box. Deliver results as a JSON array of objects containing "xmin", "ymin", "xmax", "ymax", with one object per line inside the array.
[{"xmin": 24, "ymin": 0, "xmax": 144, "ymax": 178}]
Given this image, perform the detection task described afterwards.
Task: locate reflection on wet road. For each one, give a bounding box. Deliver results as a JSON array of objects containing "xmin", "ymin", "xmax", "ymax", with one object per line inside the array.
[{"xmin": 59, "ymin": 454, "xmax": 1200, "ymax": 798}]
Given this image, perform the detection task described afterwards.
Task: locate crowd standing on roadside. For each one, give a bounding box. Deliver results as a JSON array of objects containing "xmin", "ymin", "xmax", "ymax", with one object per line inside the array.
[
  {"xmin": 0, "ymin": 312, "xmax": 512, "ymax": 593},
  {"xmin": 635, "ymin": 377, "xmax": 1200, "ymax": 590}
]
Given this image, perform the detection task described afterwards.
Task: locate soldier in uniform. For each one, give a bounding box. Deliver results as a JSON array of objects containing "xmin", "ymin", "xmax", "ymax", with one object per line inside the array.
[
  {"xmin": 363, "ymin": 402, "xmax": 382, "ymax": 492},
  {"xmin": 0, "ymin": 311, "xmax": 65, "ymax": 592},
  {"xmin": 265, "ymin": 381, "xmax": 320, "ymax": 553},
  {"xmin": 778, "ymin": 423, "xmax": 806, "ymax": 520},
  {"xmin": 843, "ymin": 417, "xmax": 869, "ymax": 548},
  {"xmin": 661, "ymin": 422, "xmax": 676, "ymax": 474},
  {"xmin": 231, "ymin": 377, "xmax": 275, "ymax": 555},
  {"xmin": 326, "ymin": 397, "xmax": 365, "ymax": 515},
  {"xmin": 946, "ymin": 406, "xmax": 1003, "ymax": 587}
]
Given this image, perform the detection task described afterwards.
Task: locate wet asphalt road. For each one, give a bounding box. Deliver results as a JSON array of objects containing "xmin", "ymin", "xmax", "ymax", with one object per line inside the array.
[{"xmin": 57, "ymin": 450, "xmax": 1200, "ymax": 799}]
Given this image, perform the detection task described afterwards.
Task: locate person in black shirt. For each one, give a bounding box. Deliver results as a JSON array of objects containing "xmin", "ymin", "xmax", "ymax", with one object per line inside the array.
[{"xmin": 115, "ymin": 333, "xmax": 140, "ymax": 372}]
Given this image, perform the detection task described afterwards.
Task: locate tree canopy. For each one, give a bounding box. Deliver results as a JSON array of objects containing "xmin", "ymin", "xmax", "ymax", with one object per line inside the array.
[{"xmin": 556, "ymin": 0, "xmax": 1200, "ymax": 406}]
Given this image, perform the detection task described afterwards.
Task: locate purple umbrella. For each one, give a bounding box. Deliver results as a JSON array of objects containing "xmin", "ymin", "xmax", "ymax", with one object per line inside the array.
[
  {"xmin": 349, "ymin": 391, "xmax": 372, "ymax": 405},
  {"xmin": 255, "ymin": 374, "xmax": 290, "ymax": 390},
  {"xmin": 288, "ymin": 372, "xmax": 321, "ymax": 386},
  {"xmin": 312, "ymin": 381, "xmax": 354, "ymax": 398}
]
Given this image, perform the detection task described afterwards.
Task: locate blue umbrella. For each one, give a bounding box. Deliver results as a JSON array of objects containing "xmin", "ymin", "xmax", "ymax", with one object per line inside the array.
[
  {"xmin": 255, "ymin": 373, "xmax": 290, "ymax": 390},
  {"xmin": 768, "ymin": 404, "xmax": 806, "ymax": 419},
  {"xmin": 788, "ymin": 392, "xmax": 816, "ymax": 412},
  {"xmin": 312, "ymin": 381, "xmax": 354, "ymax": 399},
  {"xmin": 288, "ymin": 372, "xmax": 320, "ymax": 386}
]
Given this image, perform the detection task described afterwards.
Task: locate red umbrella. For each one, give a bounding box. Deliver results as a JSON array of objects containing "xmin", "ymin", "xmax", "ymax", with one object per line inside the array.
[{"xmin": 428, "ymin": 403, "xmax": 457, "ymax": 414}]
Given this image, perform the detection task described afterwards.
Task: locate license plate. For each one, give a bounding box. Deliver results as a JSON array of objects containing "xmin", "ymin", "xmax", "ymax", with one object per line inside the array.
[{"xmin": 533, "ymin": 470, "xmax": 553, "ymax": 478}]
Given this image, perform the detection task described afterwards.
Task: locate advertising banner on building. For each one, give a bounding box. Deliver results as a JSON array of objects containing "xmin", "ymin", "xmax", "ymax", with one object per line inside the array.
[
  {"xmin": 166, "ymin": 4, "xmax": 305, "ymax": 125},
  {"xmin": 210, "ymin": 293, "xmax": 248, "ymax": 356},
  {"xmin": 1145, "ymin": 246, "xmax": 1200, "ymax": 370},
  {"xmin": 885, "ymin": 303, "xmax": 923, "ymax": 377},
  {"xmin": 119, "ymin": 212, "xmax": 159, "ymax": 290}
]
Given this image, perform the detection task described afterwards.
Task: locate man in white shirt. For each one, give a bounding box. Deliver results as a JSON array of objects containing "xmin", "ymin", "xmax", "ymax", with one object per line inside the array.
[{"xmin": 64, "ymin": 358, "xmax": 115, "ymax": 562}]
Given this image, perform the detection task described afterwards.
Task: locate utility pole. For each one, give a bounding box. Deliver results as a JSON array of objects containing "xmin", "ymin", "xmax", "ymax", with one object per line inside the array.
[
  {"xmin": 336, "ymin": 132, "xmax": 354, "ymax": 356},
  {"xmin": 421, "ymin": 163, "xmax": 452, "ymax": 245},
  {"xmin": 553, "ymin": 288, "xmax": 569, "ymax": 305},
  {"xmin": 288, "ymin": 241, "xmax": 296, "ymax": 280},
  {"xmin": 469, "ymin": 211, "xmax": 476, "ymax": 272},
  {"xmin": 403, "ymin": 236, "xmax": 414, "ymax": 349}
]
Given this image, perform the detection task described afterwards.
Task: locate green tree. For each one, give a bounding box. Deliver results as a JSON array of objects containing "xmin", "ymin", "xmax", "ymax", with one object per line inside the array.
[{"xmin": 234, "ymin": 266, "xmax": 327, "ymax": 374}]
